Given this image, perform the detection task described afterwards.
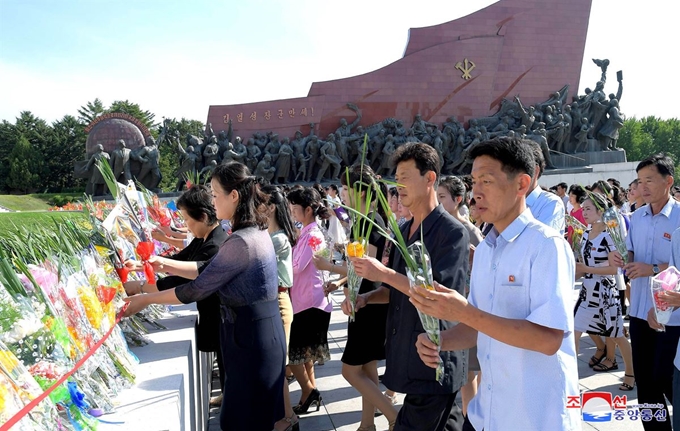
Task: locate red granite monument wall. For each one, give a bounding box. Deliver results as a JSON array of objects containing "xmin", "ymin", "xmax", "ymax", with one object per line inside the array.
[{"xmin": 207, "ymin": 0, "xmax": 592, "ymax": 140}]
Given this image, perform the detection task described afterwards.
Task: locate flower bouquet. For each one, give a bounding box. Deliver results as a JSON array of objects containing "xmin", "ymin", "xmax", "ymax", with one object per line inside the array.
[
  {"xmin": 405, "ymin": 239, "xmax": 444, "ymax": 384},
  {"xmin": 308, "ymin": 233, "xmax": 332, "ymax": 292},
  {"xmin": 602, "ymin": 207, "xmax": 628, "ymax": 274},
  {"xmin": 650, "ymin": 266, "xmax": 680, "ymax": 327},
  {"xmin": 342, "ymin": 158, "xmax": 377, "ymax": 321},
  {"xmin": 566, "ymin": 214, "xmax": 586, "ymax": 262},
  {"xmin": 339, "ymin": 181, "xmax": 445, "ymax": 382},
  {"xmin": 345, "ymin": 239, "xmax": 366, "ymax": 321},
  {"xmin": 0, "ymin": 342, "xmax": 66, "ymax": 431}
]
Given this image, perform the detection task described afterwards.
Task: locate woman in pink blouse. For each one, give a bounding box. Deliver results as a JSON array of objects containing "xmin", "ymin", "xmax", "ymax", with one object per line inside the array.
[{"xmin": 287, "ymin": 187, "xmax": 333, "ymax": 415}]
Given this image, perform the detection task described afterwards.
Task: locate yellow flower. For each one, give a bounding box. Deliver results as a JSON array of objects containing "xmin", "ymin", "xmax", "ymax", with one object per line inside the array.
[
  {"xmin": 78, "ymin": 286, "xmax": 103, "ymax": 331},
  {"xmin": 0, "ymin": 349, "xmax": 19, "ymax": 373},
  {"xmin": 346, "ymin": 241, "xmax": 365, "ymax": 258},
  {"xmin": 0, "ymin": 380, "xmax": 7, "ymax": 413}
]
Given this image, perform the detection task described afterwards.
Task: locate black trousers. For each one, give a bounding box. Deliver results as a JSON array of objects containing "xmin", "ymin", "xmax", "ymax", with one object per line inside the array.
[
  {"xmin": 395, "ymin": 392, "xmax": 464, "ymax": 431},
  {"xmin": 462, "ymin": 416, "xmax": 479, "ymax": 431},
  {"xmin": 629, "ymin": 317, "xmax": 680, "ymax": 431}
]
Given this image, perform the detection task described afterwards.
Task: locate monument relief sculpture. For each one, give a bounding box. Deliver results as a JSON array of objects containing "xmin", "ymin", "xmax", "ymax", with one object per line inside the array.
[
  {"xmin": 84, "ymin": 144, "xmax": 111, "ymax": 196},
  {"xmin": 254, "ymin": 154, "xmax": 276, "ymax": 183},
  {"xmin": 316, "ymin": 134, "xmax": 342, "ymax": 183},
  {"xmin": 111, "ymin": 139, "xmax": 132, "ymax": 184},
  {"xmin": 132, "ymin": 136, "xmax": 162, "ymax": 191},
  {"xmin": 274, "ymin": 138, "xmax": 294, "ymax": 184},
  {"xmin": 176, "ymin": 142, "xmax": 200, "ymax": 191},
  {"xmin": 186, "ymin": 57, "xmax": 624, "ymax": 183}
]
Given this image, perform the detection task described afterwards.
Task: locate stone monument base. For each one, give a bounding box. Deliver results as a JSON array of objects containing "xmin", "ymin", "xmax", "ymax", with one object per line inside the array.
[
  {"xmin": 551, "ymin": 150, "xmax": 627, "ymax": 169},
  {"xmin": 541, "ymin": 160, "xmax": 638, "ymax": 190}
]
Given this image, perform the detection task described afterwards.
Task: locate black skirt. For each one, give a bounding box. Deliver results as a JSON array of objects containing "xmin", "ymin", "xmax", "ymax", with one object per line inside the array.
[
  {"xmin": 342, "ymin": 302, "xmax": 388, "ymax": 366},
  {"xmin": 288, "ymin": 307, "xmax": 331, "ymax": 365},
  {"xmin": 219, "ymin": 299, "xmax": 285, "ymax": 431}
]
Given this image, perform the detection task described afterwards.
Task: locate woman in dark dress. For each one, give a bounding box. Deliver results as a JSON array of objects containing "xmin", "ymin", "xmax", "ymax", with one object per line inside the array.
[
  {"xmin": 124, "ymin": 162, "xmax": 286, "ymax": 431},
  {"xmin": 123, "ymin": 185, "xmax": 228, "ymax": 405},
  {"xmin": 313, "ymin": 165, "xmax": 396, "ymax": 428}
]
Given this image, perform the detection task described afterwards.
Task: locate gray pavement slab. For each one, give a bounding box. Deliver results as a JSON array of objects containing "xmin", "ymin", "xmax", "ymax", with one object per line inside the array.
[{"xmin": 207, "ymin": 286, "xmax": 672, "ymax": 431}]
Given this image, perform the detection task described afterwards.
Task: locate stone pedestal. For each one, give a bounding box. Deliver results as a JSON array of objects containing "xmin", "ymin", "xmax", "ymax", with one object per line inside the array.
[
  {"xmin": 98, "ymin": 304, "xmax": 211, "ymax": 431},
  {"xmin": 551, "ymin": 150, "xmax": 627, "ymax": 169}
]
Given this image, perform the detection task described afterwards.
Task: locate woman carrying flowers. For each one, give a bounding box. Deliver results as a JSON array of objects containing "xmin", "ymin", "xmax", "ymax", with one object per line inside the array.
[
  {"xmin": 123, "ymin": 162, "xmax": 286, "ymax": 431},
  {"xmin": 286, "ymin": 187, "xmax": 333, "ymax": 415},
  {"xmin": 313, "ymin": 165, "xmax": 396, "ymax": 429},
  {"xmin": 574, "ymin": 192, "xmax": 634, "ymax": 391}
]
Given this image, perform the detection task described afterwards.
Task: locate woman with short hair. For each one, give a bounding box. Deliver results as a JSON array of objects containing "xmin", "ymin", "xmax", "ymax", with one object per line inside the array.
[
  {"xmin": 123, "ymin": 185, "xmax": 228, "ymax": 403},
  {"xmin": 124, "ymin": 162, "xmax": 286, "ymax": 431}
]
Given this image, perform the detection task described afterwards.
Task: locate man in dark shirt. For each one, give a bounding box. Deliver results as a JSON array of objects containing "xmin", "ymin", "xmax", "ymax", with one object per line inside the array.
[{"xmin": 350, "ymin": 143, "xmax": 470, "ymax": 431}]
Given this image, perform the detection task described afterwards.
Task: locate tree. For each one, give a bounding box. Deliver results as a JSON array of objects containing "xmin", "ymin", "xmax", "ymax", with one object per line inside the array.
[
  {"xmin": 618, "ymin": 116, "xmax": 680, "ymax": 163},
  {"xmin": 155, "ymin": 118, "xmax": 206, "ymax": 191},
  {"xmin": 7, "ymin": 135, "xmax": 41, "ymax": 193},
  {"xmin": 107, "ymin": 100, "xmax": 156, "ymax": 130},
  {"xmin": 46, "ymin": 115, "xmax": 87, "ymax": 192},
  {"xmin": 11, "ymin": 111, "xmax": 51, "ymax": 189},
  {"xmin": 0, "ymin": 120, "xmax": 20, "ymax": 192},
  {"xmin": 77, "ymin": 98, "xmax": 105, "ymax": 125}
]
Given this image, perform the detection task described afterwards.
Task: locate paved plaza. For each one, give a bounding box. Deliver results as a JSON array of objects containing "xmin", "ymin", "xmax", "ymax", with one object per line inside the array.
[{"xmin": 208, "ymin": 286, "xmax": 668, "ymax": 431}]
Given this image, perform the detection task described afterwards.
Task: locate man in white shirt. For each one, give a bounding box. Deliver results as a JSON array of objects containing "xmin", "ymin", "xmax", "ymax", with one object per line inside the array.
[
  {"xmin": 411, "ymin": 137, "xmax": 580, "ymax": 431},
  {"xmin": 628, "ymin": 179, "xmax": 646, "ymax": 213},
  {"xmin": 525, "ymin": 142, "xmax": 565, "ymax": 234},
  {"xmin": 611, "ymin": 153, "xmax": 680, "ymax": 431},
  {"xmin": 556, "ymin": 182, "xmax": 570, "ymax": 213}
]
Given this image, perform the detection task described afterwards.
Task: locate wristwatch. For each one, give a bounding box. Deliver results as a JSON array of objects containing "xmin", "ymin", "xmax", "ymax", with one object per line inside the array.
[
  {"xmin": 139, "ymin": 280, "xmax": 146, "ymax": 294},
  {"xmin": 653, "ymin": 264, "xmax": 660, "ymax": 275}
]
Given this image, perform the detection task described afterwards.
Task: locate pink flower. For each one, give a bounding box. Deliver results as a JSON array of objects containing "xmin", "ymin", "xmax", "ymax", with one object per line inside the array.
[{"xmin": 308, "ymin": 236, "xmax": 322, "ymax": 252}]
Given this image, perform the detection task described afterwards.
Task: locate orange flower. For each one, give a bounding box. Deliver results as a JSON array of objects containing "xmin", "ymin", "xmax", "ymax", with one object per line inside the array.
[
  {"xmin": 346, "ymin": 241, "xmax": 365, "ymax": 258},
  {"xmin": 606, "ymin": 220, "xmax": 619, "ymax": 229},
  {"xmin": 414, "ymin": 282, "xmax": 436, "ymax": 296}
]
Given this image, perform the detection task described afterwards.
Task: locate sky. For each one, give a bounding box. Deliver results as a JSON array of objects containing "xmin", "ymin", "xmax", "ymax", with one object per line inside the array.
[{"xmin": 0, "ymin": 0, "xmax": 678, "ymax": 126}]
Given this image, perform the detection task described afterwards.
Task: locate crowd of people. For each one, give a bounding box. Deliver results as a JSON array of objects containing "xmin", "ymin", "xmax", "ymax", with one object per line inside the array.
[{"xmin": 120, "ymin": 137, "xmax": 679, "ymax": 431}]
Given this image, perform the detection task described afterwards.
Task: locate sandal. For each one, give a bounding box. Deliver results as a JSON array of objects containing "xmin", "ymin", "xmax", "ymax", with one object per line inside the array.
[
  {"xmin": 592, "ymin": 358, "xmax": 618, "ymax": 372},
  {"xmin": 588, "ymin": 348, "xmax": 606, "ymax": 368},
  {"xmin": 619, "ymin": 374, "xmax": 635, "ymax": 391}
]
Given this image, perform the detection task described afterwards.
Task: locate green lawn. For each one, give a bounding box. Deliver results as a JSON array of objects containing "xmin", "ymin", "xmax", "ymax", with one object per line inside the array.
[
  {"xmin": 0, "ymin": 195, "xmax": 51, "ymax": 211},
  {"xmin": 0, "ymin": 193, "xmax": 83, "ymax": 211},
  {"xmin": 0, "ymin": 211, "xmax": 87, "ymax": 231}
]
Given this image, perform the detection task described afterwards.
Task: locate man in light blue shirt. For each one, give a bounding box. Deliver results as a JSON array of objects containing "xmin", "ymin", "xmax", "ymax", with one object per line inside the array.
[
  {"xmin": 611, "ymin": 153, "xmax": 680, "ymax": 431},
  {"xmin": 647, "ymin": 226, "xmax": 680, "ymax": 431},
  {"xmin": 411, "ymin": 137, "xmax": 580, "ymax": 431},
  {"xmin": 525, "ymin": 142, "xmax": 565, "ymax": 234}
]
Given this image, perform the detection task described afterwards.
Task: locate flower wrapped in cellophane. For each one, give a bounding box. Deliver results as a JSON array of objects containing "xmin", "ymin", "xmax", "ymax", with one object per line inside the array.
[
  {"xmin": 405, "ymin": 240, "xmax": 444, "ymax": 384},
  {"xmin": 0, "ymin": 278, "xmax": 67, "ymax": 375},
  {"xmin": 566, "ymin": 214, "xmax": 586, "ymax": 262},
  {"xmin": 345, "ymin": 239, "xmax": 367, "ymax": 321},
  {"xmin": 333, "ymin": 148, "xmax": 444, "ymax": 382},
  {"xmin": 651, "ymin": 266, "xmax": 680, "ymax": 327},
  {"xmin": 602, "ymin": 207, "xmax": 628, "ymax": 273},
  {"xmin": 0, "ymin": 343, "xmax": 66, "ymax": 431},
  {"xmin": 308, "ymin": 232, "xmax": 332, "ymax": 290},
  {"xmin": 340, "ymin": 154, "xmax": 379, "ymax": 321}
]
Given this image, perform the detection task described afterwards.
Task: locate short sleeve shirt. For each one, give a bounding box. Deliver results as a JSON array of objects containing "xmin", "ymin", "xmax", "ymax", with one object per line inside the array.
[
  {"xmin": 526, "ymin": 186, "xmax": 566, "ymax": 235},
  {"xmin": 626, "ymin": 197, "xmax": 680, "ymax": 325},
  {"xmin": 467, "ymin": 209, "xmax": 580, "ymax": 431}
]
